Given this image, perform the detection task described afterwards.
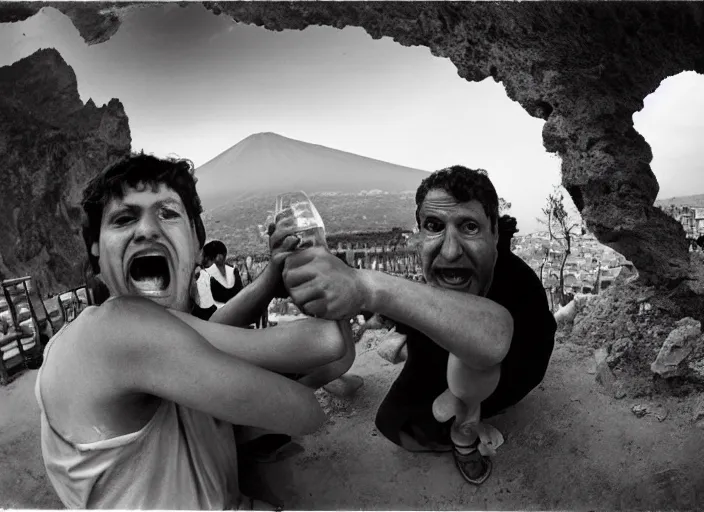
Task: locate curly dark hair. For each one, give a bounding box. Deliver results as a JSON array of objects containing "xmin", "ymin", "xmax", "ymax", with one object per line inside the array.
[
  {"xmin": 203, "ymin": 240, "xmax": 228, "ymax": 261},
  {"xmin": 81, "ymin": 153, "xmax": 206, "ymax": 275},
  {"xmin": 415, "ymin": 165, "xmax": 499, "ymax": 233}
]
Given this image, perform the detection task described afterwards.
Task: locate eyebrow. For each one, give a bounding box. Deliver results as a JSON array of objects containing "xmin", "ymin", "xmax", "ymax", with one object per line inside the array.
[
  {"xmin": 155, "ymin": 198, "xmax": 185, "ymax": 210},
  {"xmin": 105, "ymin": 198, "xmax": 185, "ymax": 218},
  {"xmin": 421, "ymin": 211, "xmax": 480, "ymax": 221},
  {"xmin": 106, "ymin": 204, "xmax": 137, "ymax": 217}
]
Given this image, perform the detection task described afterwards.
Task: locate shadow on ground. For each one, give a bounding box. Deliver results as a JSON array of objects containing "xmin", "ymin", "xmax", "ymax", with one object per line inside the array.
[{"xmin": 1, "ymin": 340, "xmax": 703, "ymax": 509}]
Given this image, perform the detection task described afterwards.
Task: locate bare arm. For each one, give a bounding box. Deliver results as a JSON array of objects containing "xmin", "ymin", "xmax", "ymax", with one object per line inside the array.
[
  {"xmin": 209, "ymin": 263, "xmax": 280, "ymax": 327},
  {"xmin": 94, "ymin": 296, "xmax": 327, "ymax": 436},
  {"xmin": 168, "ymin": 307, "xmax": 346, "ymax": 374},
  {"xmin": 210, "ymin": 235, "xmax": 299, "ymax": 327},
  {"xmin": 360, "ymin": 269, "xmax": 512, "ymax": 368},
  {"xmin": 283, "ymin": 247, "xmax": 513, "ymax": 370}
]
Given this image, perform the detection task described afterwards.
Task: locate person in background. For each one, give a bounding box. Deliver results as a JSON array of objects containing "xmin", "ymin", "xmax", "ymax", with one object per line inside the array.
[
  {"xmin": 202, "ymin": 240, "xmax": 244, "ymax": 308},
  {"xmin": 192, "ymin": 252, "xmax": 217, "ymax": 320}
]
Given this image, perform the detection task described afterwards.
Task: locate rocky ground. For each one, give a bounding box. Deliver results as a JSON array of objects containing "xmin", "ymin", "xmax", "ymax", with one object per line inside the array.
[
  {"xmin": 2, "ymin": 283, "xmax": 704, "ymax": 509},
  {"xmin": 560, "ymin": 271, "xmax": 704, "ymax": 407}
]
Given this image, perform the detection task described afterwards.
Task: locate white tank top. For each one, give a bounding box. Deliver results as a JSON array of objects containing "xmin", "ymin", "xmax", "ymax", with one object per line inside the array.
[{"xmin": 35, "ymin": 326, "xmax": 241, "ymax": 509}]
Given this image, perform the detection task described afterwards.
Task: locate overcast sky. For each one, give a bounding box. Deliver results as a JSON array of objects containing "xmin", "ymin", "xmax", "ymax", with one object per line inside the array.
[{"xmin": 2, "ymin": 4, "xmax": 703, "ymax": 234}]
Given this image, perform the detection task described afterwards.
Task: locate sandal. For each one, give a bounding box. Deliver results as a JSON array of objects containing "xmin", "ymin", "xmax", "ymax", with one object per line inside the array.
[{"xmin": 453, "ymin": 441, "xmax": 492, "ymax": 485}]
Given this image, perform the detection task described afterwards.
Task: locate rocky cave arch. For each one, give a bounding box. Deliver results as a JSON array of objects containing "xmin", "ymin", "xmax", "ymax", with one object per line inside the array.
[{"xmin": 2, "ymin": 1, "xmax": 704, "ymax": 314}]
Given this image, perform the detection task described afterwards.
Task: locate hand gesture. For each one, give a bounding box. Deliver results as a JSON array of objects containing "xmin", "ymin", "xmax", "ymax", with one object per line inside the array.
[
  {"xmin": 267, "ymin": 212, "xmax": 300, "ymax": 298},
  {"xmin": 283, "ymin": 247, "xmax": 368, "ymax": 320},
  {"xmin": 268, "ymin": 211, "xmax": 301, "ymax": 271}
]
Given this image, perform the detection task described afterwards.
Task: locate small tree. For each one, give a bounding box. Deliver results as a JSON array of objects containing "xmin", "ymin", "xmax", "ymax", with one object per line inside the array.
[
  {"xmin": 537, "ymin": 242, "xmax": 550, "ymax": 288},
  {"xmin": 539, "ymin": 186, "xmax": 582, "ymax": 307},
  {"xmin": 498, "ymin": 197, "xmax": 512, "ymax": 215},
  {"xmin": 593, "ymin": 258, "xmax": 602, "ymax": 294},
  {"xmin": 536, "ymin": 242, "xmax": 552, "ymax": 308}
]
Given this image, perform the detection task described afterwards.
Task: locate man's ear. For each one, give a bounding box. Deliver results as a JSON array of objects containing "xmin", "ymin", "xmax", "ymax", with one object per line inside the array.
[
  {"xmin": 90, "ymin": 242, "xmax": 100, "ymax": 258},
  {"xmin": 192, "ymin": 228, "xmax": 201, "ymax": 262}
]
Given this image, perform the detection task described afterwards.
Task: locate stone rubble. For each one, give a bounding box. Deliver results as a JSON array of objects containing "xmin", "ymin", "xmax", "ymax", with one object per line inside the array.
[
  {"xmin": 650, "ymin": 318, "xmax": 702, "ymax": 379},
  {"xmin": 631, "ymin": 403, "xmax": 668, "ymax": 422},
  {"xmin": 562, "ymin": 274, "xmax": 704, "ymax": 399}
]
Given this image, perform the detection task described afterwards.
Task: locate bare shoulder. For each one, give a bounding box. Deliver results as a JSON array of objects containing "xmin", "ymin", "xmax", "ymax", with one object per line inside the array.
[
  {"xmin": 42, "ymin": 297, "xmax": 161, "ymax": 396},
  {"xmin": 41, "ymin": 302, "xmax": 117, "ymax": 390},
  {"xmin": 39, "ymin": 298, "xmax": 169, "ymax": 442}
]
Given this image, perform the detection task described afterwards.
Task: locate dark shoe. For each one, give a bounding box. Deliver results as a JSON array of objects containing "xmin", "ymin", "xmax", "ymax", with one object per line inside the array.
[{"xmin": 453, "ymin": 443, "xmax": 492, "ymax": 485}]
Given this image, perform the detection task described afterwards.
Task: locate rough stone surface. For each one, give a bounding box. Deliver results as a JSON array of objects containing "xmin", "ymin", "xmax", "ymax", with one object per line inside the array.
[
  {"xmin": 3, "ymin": 2, "xmax": 704, "ymax": 301},
  {"xmin": 0, "ymin": 48, "xmax": 131, "ymax": 294},
  {"xmin": 606, "ymin": 337, "xmax": 634, "ymax": 367},
  {"xmin": 692, "ymin": 394, "xmax": 704, "ymax": 427},
  {"xmin": 562, "ymin": 277, "xmax": 704, "ymax": 398},
  {"xmin": 0, "ymin": 2, "xmax": 145, "ymax": 45},
  {"xmin": 651, "ymin": 317, "xmax": 702, "ymax": 379},
  {"xmin": 631, "ymin": 403, "xmax": 668, "ymax": 422},
  {"xmin": 208, "ymin": 2, "xmax": 704, "ymax": 293}
]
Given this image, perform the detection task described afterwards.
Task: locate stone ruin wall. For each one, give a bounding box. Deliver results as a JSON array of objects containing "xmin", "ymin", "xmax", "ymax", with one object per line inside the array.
[
  {"xmin": 2, "ymin": 1, "xmax": 704, "ymax": 311},
  {"xmin": 0, "ymin": 46, "xmax": 131, "ymax": 295}
]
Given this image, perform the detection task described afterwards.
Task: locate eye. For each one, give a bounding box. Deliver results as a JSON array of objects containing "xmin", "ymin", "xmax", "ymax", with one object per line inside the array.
[
  {"xmin": 462, "ymin": 221, "xmax": 480, "ymax": 234},
  {"xmin": 160, "ymin": 208, "xmax": 181, "ymax": 220},
  {"xmin": 422, "ymin": 218, "xmax": 444, "ymax": 233},
  {"xmin": 112, "ymin": 215, "xmax": 134, "ymax": 226}
]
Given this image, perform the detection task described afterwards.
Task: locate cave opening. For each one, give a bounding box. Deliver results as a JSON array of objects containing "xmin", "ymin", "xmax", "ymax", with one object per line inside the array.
[
  {"xmin": 633, "ymin": 70, "xmax": 704, "ymax": 248},
  {"xmin": 2, "ymin": 2, "xmax": 704, "ymax": 299},
  {"xmin": 0, "ymin": 2, "xmax": 569, "ymax": 287},
  {"xmin": 3, "ymin": 5, "xmax": 704, "ymax": 510}
]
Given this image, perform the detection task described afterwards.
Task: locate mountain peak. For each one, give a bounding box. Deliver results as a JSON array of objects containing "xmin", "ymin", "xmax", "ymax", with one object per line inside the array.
[
  {"xmin": 195, "ymin": 133, "xmax": 429, "ymax": 209},
  {"xmin": 245, "ymin": 131, "xmax": 286, "ymax": 140}
]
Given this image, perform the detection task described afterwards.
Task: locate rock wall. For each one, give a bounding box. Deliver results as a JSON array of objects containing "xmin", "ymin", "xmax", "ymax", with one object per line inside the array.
[
  {"xmin": 0, "ymin": 48, "xmax": 131, "ymax": 295},
  {"xmin": 208, "ymin": 2, "xmax": 704, "ymax": 293},
  {"xmin": 2, "ymin": 2, "xmax": 704, "ymax": 299}
]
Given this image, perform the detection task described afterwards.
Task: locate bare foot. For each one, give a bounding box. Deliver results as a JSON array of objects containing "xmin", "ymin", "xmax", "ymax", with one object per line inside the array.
[
  {"xmin": 376, "ymin": 329, "xmax": 408, "ymax": 364},
  {"xmin": 323, "ymin": 373, "xmax": 364, "ymax": 397}
]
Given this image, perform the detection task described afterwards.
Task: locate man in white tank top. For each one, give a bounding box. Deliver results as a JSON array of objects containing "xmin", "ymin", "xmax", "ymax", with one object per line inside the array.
[{"xmin": 36, "ymin": 154, "xmax": 354, "ymax": 509}]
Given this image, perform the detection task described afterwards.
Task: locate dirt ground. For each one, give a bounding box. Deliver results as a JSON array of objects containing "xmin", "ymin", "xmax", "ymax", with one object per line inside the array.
[{"xmin": 2, "ymin": 327, "xmax": 703, "ymax": 510}]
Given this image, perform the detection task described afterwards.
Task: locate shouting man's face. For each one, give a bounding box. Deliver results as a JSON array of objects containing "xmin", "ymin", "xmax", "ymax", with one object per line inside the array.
[
  {"xmin": 418, "ymin": 188, "xmax": 499, "ymax": 296},
  {"xmin": 92, "ymin": 182, "xmax": 199, "ymax": 312}
]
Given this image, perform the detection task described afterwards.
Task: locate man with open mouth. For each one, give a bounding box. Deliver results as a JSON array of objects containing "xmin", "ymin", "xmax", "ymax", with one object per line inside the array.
[
  {"xmin": 34, "ymin": 154, "xmax": 353, "ymax": 509},
  {"xmin": 279, "ymin": 165, "xmax": 556, "ymax": 485}
]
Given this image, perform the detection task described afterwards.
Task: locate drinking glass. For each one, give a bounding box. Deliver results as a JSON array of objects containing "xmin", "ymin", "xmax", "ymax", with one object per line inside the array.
[{"xmin": 273, "ymin": 191, "xmax": 328, "ymax": 249}]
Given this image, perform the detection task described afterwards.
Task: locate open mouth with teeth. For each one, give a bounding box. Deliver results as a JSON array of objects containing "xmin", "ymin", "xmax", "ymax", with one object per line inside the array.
[
  {"xmin": 435, "ymin": 268, "xmax": 473, "ymax": 288},
  {"xmin": 129, "ymin": 255, "xmax": 171, "ymax": 296}
]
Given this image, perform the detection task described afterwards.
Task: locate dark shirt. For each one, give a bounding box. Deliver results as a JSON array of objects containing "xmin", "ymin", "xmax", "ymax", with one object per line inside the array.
[
  {"xmin": 209, "ymin": 266, "xmax": 243, "ymax": 303},
  {"xmin": 375, "ymin": 249, "xmax": 556, "ymax": 445}
]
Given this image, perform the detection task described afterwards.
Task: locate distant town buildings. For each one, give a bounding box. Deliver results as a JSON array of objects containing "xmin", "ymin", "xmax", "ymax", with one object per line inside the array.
[
  {"xmin": 657, "ymin": 205, "xmax": 704, "ymax": 242},
  {"xmin": 513, "ymin": 231, "xmax": 634, "ymax": 299}
]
